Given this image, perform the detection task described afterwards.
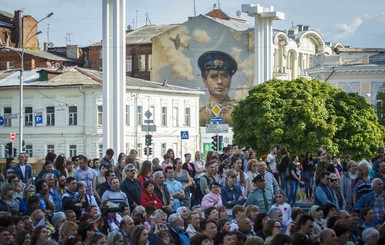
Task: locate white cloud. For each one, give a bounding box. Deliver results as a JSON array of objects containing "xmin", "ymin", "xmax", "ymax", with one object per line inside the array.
[{"xmin": 334, "ymin": 17, "xmax": 363, "ymax": 39}]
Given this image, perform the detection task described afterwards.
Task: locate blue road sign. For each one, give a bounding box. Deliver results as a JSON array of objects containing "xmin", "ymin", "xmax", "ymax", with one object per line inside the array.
[
  {"xmin": 181, "ymin": 131, "xmax": 189, "ymax": 140},
  {"xmin": 0, "ymin": 116, "xmax": 4, "ymax": 127},
  {"xmin": 210, "ymin": 117, "xmax": 223, "ymax": 123},
  {"xmin": 35, "ymin": 114, "xmax": 43, "ymax": 126}
]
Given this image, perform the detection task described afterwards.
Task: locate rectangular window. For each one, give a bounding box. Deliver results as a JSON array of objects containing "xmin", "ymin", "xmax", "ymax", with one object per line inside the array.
[
  {"xmin": 46, "ymin": 106, "xmax": 55, "ymax": 126},
  {"xmin": 69, "ymin": 145, "xmax": 77, "ymax": 158},
  {"xmin": 8, "ymin": 61, "xmax": 15, "ymax": 69},
  {"xmin": 47, "ymin": 145, "xmax": 55, "ymax": 153},
  {"xmin": 148, "ymin": 54, "xmax": 152, "ymax": 71},
  {"xmin": 161, "ymin": 107, "xmax": 167, "ymax": 126},
  {"xmin": 185, "ymin": 108, "xmax": 191, "ymax": 126},
  {"xmin": 136, "ymin": 105, "xmax": 143, "ymax": 125},
  {"xmin": 126, "ymin": 58, "xmax": 132, "ymax": 72},
  {"xmin": 97, "ymin": 106, "xmax": 103, "ymax": 126},
  {"xmin": 69, "ymin": 106, "xmax": 78, "ymax": 125},
  {"xmin": 139, "ymin": 54, "xmax": 146, "ymax": 71},
  {"xmin": 25, "ymin": 145, "xmax": 33, "ymax": 157},
  {"xmin": 98, "ymin": 144, "xmax": 103, "ymax": 159},
  {"xmin": 4, "ymin": 107, "xmax": 11, "ymax": 127},
  {"xmin": 150, "ymin": 106, "xmax": 155, "ymax": 121},
  {"xmin": 25, "ymin": 107, "xmax": 33, "ymax": 126},
  {"xmin": 172, "ymin": 107, "xmax": 179, "ymax": 127},
  {"xmin": 137, "ymin": 143, "xmax": 142, "ymax": 158},
  {"xmin": 161, "ymin": 143, "xmax": 167, "ymax": 157},
  {"xmin": 126, "ymin": 105, "xmax": 130, "ymax": 126}
]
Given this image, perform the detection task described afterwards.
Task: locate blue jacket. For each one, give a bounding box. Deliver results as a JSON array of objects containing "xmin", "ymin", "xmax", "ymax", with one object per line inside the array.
[
  {"xmin": 354, "ymin": 190, "xmax": 385, "ymax": 225},
  {"xmin": 221, "ymin": 184, "xmax": 246, "ymax": 209},
  {"xmin": 14, "ymin": 164, "xmax": 33, "ymax": 184}
]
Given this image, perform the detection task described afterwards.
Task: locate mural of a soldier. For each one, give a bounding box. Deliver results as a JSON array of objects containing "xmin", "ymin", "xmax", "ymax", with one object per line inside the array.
[{"xmin": 198, "ymin": 51, "xmax": 238, "ymax": 126}]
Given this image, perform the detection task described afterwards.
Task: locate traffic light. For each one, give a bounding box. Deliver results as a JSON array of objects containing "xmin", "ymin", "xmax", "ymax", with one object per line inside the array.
[
  {"xmin": 145, "ymin": 134, "xmax": 153, "ymax": 146},
  {"xmin": 211, "ymin": 135, "xmax": 218, "ymax": 151},
  {"xmin": 218, "ymin": 136, "xmax": 224, "ymax": 151},
  {"xmin": 144, "ymin": 146, "xmax": 153, "ymax": 156},
  {"xmin": 5, "ymin": 142, "xmax": 12, "ymax": 157}
]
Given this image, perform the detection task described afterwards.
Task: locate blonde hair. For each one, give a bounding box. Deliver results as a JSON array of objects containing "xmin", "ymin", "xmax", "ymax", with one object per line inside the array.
[{"xmin": 59, "ymin": 221, "xmax": 78, "ymax": 239}]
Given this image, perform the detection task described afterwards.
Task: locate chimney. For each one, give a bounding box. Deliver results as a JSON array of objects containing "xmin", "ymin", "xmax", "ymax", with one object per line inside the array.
[{"xmin": 14, "ymin": 10, "xmax": 23, "ymax": 48}]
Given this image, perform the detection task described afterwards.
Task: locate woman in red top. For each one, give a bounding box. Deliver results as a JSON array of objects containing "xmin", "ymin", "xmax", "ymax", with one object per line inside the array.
[
  {"xmin": 141, "ymin": 180, "xmax": 162, "ymax": 209},
  {"xmin": 137, "ymin": 160, "xmax": 153, "ymax": 190}
]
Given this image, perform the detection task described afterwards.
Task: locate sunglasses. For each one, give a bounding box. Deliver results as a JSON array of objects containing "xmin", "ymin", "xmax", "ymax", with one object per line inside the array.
[
  {"xmin": 330, "ymin": 179, "xmax": 338, "ymax": 182},
  {"xmin": 229, "ymin": 176, "xmax": 237, "ymax": 179},
  {"xmin": 275, "ymin": 195, "xmax": 283, "ymax": 198}
]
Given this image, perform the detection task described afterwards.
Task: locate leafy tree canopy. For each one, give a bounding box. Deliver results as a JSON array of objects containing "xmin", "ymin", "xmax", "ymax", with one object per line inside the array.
[{"xmin": 232, "ymin": 78, "xmax": 385, "ymax": 159}]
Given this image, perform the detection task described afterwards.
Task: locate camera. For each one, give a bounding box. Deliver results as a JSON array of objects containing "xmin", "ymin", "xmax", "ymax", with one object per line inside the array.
[{"xmin": 101, "ymin": 203, "xmax": 125, "ymax": 216}]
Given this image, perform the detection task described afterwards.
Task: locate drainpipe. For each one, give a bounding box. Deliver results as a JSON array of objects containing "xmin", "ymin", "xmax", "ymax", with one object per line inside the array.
[
  {"xmin": 325, "ymin": 66, "xmax": 336, "ymax": 82},
  {"xmin": 79, "ymin": 88, "xmax": 87, "ymax": 155}
]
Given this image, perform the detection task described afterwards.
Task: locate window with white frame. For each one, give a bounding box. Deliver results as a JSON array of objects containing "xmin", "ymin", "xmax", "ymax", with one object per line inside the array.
[
  {"xmin": 47, "ymin": 145, "xmax": 55, "ymax": 154},
  {"xmin": 4, "ymin": 107, "xmax": 11, "ymax": 127},
  {"xmin": 126, "ymin": 105, "xmax": 130, "ymax": 126},
  {"xmin": 126, "ymin": 58, "xmax": 132, "ymax": 72},
  {"xmin": 150, "ymin": 106, "xmax": 155, "ymax": 121},
  {"xmin": 172, "ymin": 107, "xmax": 179, "ymax": 127},
  {"xmin": 97, "ymin": 106, "xmax": 102, "ymax": 126},
  {"xmin": 136, "ymin": 105, "xmax": 143, "ymax": 125},
  {"xmin": 46, "ymin": 106, "xmax": 55, "ymax": 126},
  {"xmin": 24, "ymin": 107, "xmax": 33, "ymax": 126},
  {"xmin": 69, "ymin": 145, "xmax": 77, "ymax": 158},
  {"xmin": 139, "ymin": 54, "xmax": 146, "ymax": 71},
  {"xmin": 98, "ymin": 144, "xmax": 103, "ymax": 159},
  {"xmin": 137, "ymin": 143, "xmax": 142, "ymax": 158},
  {"xmin": 148, "ymin": 54, "xmax": 152, "ymax": 71},
  {"xmin": 185, "ymin": 107, "xmax": 191, "ymax": 126},
  {"xmin": 69, "ymin": 106, "xmax": 78, "ymax": 125},
  {"xmin": 161, "ymin": 143, "xmax": 167, "ymax": 156},
  {"xmin": 161, "ymin": 107, "xmax": 167, "ymax": 126},
  {"xmin": 25, "ymin": 145, "xmax": 33, "ymax": 157}
]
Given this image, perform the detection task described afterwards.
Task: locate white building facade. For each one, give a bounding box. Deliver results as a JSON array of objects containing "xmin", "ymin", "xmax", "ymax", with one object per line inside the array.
[{"xmin": 0, "ymin": 67, "xmax": 203, "ymax": 160}]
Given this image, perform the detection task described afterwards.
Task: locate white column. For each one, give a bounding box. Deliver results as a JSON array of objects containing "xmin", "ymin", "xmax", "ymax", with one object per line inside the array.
[
  {"xmin": 102, "ymin": 0, "xmax": 126, "ymax": 155},
  {"xmin": 242, "ymin": 4, "xmax": 284, "ymax": 85}
]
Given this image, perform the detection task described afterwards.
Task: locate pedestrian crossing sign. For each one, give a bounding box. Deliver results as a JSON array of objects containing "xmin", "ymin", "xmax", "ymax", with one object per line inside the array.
[{"xmin": 181, "ymin": 131, "xmax": 189, "ymax": 140}]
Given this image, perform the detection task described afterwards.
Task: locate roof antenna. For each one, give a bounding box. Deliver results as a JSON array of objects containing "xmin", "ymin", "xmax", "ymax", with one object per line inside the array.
[{"xmin": 217, "ymin": 0, "xmax": 221, "ymax": 9}]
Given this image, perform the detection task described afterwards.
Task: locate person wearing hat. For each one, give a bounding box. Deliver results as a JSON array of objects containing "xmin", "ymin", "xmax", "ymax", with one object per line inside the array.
[
  {"xmin": 308, "ymin": 205, "xmax": 326, "ymax": 236},
  {"xmin": 120, "ymin": 163, "xmax": 142, "ymax": 212},
  {"xmin": 245, "ymin": 174, "xmax": 273, "ymax": 213},
  {"xmin": 198, "ymin": 50, "xmax": 238, "ymax": 126}
]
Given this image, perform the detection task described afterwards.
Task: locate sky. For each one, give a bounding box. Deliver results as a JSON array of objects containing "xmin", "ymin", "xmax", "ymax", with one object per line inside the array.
[{"xmin": 2, "ymin": 0, "xmax": 385, "ymax": 48}]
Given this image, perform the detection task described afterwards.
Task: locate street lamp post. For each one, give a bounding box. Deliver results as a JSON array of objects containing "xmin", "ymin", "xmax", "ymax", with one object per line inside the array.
[{"xmin": 16, "ymin": 12, "xmax": 53, "ymax": 154}]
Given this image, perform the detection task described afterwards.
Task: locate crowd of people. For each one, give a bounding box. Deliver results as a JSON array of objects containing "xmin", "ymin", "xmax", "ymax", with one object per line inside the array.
[{"xmin": 0, "ymin": 144, "xmax": 385, "ymax": 245}]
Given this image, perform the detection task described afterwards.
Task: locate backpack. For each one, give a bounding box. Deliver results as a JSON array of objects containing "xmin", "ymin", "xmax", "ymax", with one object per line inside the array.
[{"xmin": 191, "ymin": 175, "xmax": 210, "ymax": 206}]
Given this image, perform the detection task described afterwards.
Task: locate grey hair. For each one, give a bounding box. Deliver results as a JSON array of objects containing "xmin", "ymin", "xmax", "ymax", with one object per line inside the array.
[
  {"xmin": 358, "ymin": 160, "xmax": 371, "ymax": 170},
  {"xmin": 168, "ymin": 213, "xmax": 182, "ymax": 225},
  {"xmin": 371, "ymin": 178, "xmax": 383, "ymax": 190},
  {"xmin": 176, "ymin": 206, "xmax": 188, "ymax": 216},
  {"xmin": 362, "ymin": 228, "xmax": 379, "ymax": 243},
  {"xmin": 153, "ymin": 209, "xmax": 167, "ymax": 219},
  {"xmin": 132, "ymin": 205, "xmax": 146, "ymax": 216},
  {"xmin": 43, "ymin": 173, "xmax": 55, "ymax": 180},
  {"xmin": 153, "ymin": 170, "xmax": 164, "ymax": 180},
  {"xmin": 52, "ymin": 212, "xmax": 66, "ymax": 228},
  {"xmin": 269, "ymin": 207, "xmax": 283, "ymax": 219},
  {"xmin": 106, "ymin": 230, "xmax": 124, "ymax": 245}
]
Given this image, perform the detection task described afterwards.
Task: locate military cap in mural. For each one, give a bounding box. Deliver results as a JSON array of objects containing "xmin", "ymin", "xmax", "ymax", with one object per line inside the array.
[{"xmin": 198, "ymin": 51, "xmax": 238, "ymax": 76}]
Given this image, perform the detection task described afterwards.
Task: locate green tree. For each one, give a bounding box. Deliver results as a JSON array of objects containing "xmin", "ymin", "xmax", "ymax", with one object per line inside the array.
[{"xmin": 232, "ymin": 78, "xmax": 385, "ymax": 159}]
